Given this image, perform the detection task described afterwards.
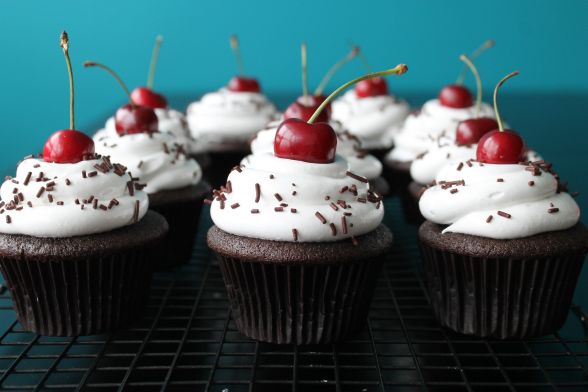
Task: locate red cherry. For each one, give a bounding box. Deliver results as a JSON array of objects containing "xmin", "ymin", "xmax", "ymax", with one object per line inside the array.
[
  {"xmin": 130, "ymin": 87, "xmax": 168, "ymax": 109},
  {"xmin": 283, "ymin": 98, "xmax": 329, "ymax": 123},
  {"xmin": 355, "ymin": 77, "xmax": 388, "ymax": 98},
  {"xmin": 476, "ymin": 129, "xmax": 526, "ymax": 164},
  {"xmin": 43, "ymin": 129, "xmax": 95, "ymax": 164},
  {"xmin": 274, "ymin": 118, "xmax": 337, "ymax": 164},
  {"xmin": 228, "ymin": 76, "xmax": 261, "ymax": 93},
  {"xmin": 438, "ymin": 84, "xmax": 473, "ymax": 108},
  {"xmin": 114, "ymin": 104, "xmax": 159, "ymax": 136},
  {"xmin": 456, "ymin": 117, "xmax": 498, "ymax": 145}
]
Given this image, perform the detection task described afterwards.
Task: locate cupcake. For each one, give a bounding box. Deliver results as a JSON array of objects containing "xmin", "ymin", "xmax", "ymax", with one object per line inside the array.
[
  {"xmin": 87, "ymin": 61, "xmax": 209, "ymax": 268},
  {"xmin": 0, "ymin": 33, "xmax": 168, "ymax": 336},
  {"xmin": 418, "ymin": 71, "xmax": 588, "ymax": 338},
  {"xmin": 206, "ymin": 66, "xmax": 407, "ymax": 344},
  {"xmin": 186, "ymin": 35, "xmax": 278, "ymax": 187},
  {"xmin": 384, "ymin": 41, "xmax": 496, "ymax": 191}
]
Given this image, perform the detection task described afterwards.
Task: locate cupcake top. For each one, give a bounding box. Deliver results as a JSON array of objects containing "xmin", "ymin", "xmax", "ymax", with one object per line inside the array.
[
  {"xmin": 0, "ymin": 155, "xmax": 148, "ymax": 238},
  {"xmin": 410, "ymin": 136, "xmax": 542, "ymax": 185},
  {"xmin": 209, "ymin": 152, "xmax": 384, "ymax": 243},
  {"xmin": 186, "ymin": 88, "xmax": 278, "ymax": 151},
  {"xmin": 387, "ymin": 99, "xmax": 495, "ymax": 163},
  {"xmin": 94, "ymin": 131, "xmax": 202, "ymax": 194},
  {"xmin": 95, "ymin": 108, "xmax": 201, "ymax": 154},
  {"xmin": 247, "ymin": 120, "xmax": 383, "ymax": 180},
  {"xmin": 419, "ymin": 160, "xmax": 580, "ymax": 239},
  {"xmin": 330, "ymin": 89, "xmax": 410, "ymax": 150}
]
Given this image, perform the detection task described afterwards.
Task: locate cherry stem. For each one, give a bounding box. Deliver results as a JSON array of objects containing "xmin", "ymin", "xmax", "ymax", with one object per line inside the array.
[
  {"xmin": 493, "ymin": 71, "xmax": 519, "ymax": 132},
  {"xmin": 60, "ymin": 32, "xmax": 75, "ymax": 130},
  {"xmin": 230, "ymin": 34, "xmax": 245, "ymax": 76},
  {"xmin": 459, "ymin": 54, "xmax": 482, "ymax": 117},
  {"xmin": 301, "ymin": 42, "xmax": 309, "ymax": 99},
  {"xmin": 308, "ymin": 64, "xmax": 408, "ymax": 124},
  {"xmin": 456, "ymin": 39, "xmax": 495, "ymax": 85},
  {"xmin": 147, "ymin": 35, "xmax": 163, "ymax": 89},
  {"xmin": 314, "ymin": 46, "xmax": 359, "ymax": 96},
  {"xmin": 84, "ymin": 61, "xmax": 133, "ymax": 105}
]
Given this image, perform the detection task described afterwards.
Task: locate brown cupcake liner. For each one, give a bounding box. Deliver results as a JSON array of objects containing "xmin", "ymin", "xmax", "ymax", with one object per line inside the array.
[
  {"xmin": 215, "ymin": 254, "xmax": 385, "ymax": 345},
  {"xmin": 0, "ymin": 247, "xmax": 156, "ymax": 336},
  {"xmin": 149, "ymin": 196, "xmax": 205, "ymax": 268},
  {"xmin": 419, "ymin": 240, "xmax": 587, "ymax": 339}
]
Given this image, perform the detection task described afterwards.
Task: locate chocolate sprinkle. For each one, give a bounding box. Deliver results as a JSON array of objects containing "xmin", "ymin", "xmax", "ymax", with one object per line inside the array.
[
  {"xmin": 292, "ymin": 191, "xmax": 297, "ymax": 196},
  {"xmin": 231, "ymin": 203, "xmax": 240, "ymax": 209},
  {"xmin": 24, "ymin": 172, "xmax": 32, "ymax": 186},
  {"xmin": 274, "ymin": 207, "xmax": 284, "ymax": 212},
  {"xmin": 486, "ymin": 215, "xmax": 493, "ymax": 223},
  {"xmin": 457, "ymin": 162, "xmax": 464, "ymax": 171},
  {"xmin": 5, "ymin": 215, "xmax": 11, "ymax": 224},
  {"xmin": 65, "ymin": 178, "xmax": 71, "ymax": 186},
  {"xmin": 548, "ymin": 207, "xmax": 560, "ymax": 213},
  {"xmin": 346, "ymin": 171, "xmax": 368, "ymax": 183},
  {"xmin": 292, "ymin": 228, "xmax": 298, "ymax": 242},
  {"xmin": 329, "ymin": 223, "xmax": 337, "ymax": 236},
  {"xmin": 315, "ymin": 211, "xmax": 327, "ymax": 224},
  {"xmin": 255, "ymin": 183, "xmax": 260, "ymax": 203},
  {"xmin": 497, "ymin": 211, "xmax": 511, "ymax": 219},
  {"xmin": 269, "ymin": 174, "xmax": 274, "ymax": 179},
  {"xmin": 290, "ymin": 208, "xmax": 297, "ymax": 213},
  {"xmin": 251, "ymin": 209, "xmax": 260, "ymax": 214},
  {"xmin": 132, "ymin": 200, "xmax": 140, "ymax": 223},
  {"xmin": 330, "ymin": 203, "xmax": 339, "ymax": 211},
  {"xmin": 497, "ymin": 178, "xmax": 504, "ymax": 182},
  {"xmin": 82, "ymin": 170, "xmax": 87, "ymax": 178},
  {"xmin": 27, "ymin": 201, "xmax": 32, "ymax": 208},
  {"xmin": 341, "ymin": 216, "xmax": 348, "ymax": 234},
  {"xmin": 274, "ymin": 193, "xmax": 283, "ymax": 202},
  {"xmin": 450, "ymin": 189, "xmax": 458, "ymax": 194},
  {"xmin": 47, "ymin": 194, "xmax": 53, "ymax": 203},
  {"xmin": 87, "ymin": 171, "xmax": 98, "ymax": 178},
  {"xmin": 528, "ymin": 181, "xmax": 535, "ymax": 186},
  {"xmin": 57, "ymin": 201, "xmax": 64, "ymax": 206}
]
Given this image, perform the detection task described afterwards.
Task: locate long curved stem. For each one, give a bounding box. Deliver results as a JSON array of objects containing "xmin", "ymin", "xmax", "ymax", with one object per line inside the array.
[
  {"xmin": 456, "ymin": 39, "xmax": 495, "ymax": 85},
  {"xmin": 147, "ymin": 35, "xmax": 163, "ymax": 89},
  {"xmin": 301, "ymin": 42, "xmax": 308, "ymax": 99},
  {"xmin": 230, "ymin": 34, "xmax": 245, "ymax": 76},
  {"xmin": 60, "ymin": 32, "xmax": 75, "ymax": 130},
  {"xmin": 493, "ymin": 71, "xmax": 519, "ymax": 132},
  {"xmin": 84, "ymin": 61, "xmax": 133, "ymax": 104},
  {"xmin": 314, "ymin": 46, "xmax": 359, "ymax": 96},
  {"xmin": 308, "ymin": 64, "xmax": 408, "ymax": 124},
  {"xmin": 459, "ymin": 54, "xmax": 482, "ymax": 117}
]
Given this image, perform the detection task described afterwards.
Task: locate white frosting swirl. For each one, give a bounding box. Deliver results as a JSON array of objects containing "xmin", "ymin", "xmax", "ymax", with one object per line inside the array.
[
  {"xmin": 387, "ymin": 99, "xmax": 495, "ymax": 163},
  {"xmin": 247, "ymin": 120, "xmax": 383, "ymax": 180},
  {"xmin": 210, "ymin": 153, "xmax": 384, "ymax": 242},
  {"xmin": 0, "ymin": 158, "xmax": 148, "ymax": 238},
  {"xmin": 419, "ymin": 162, "xmax": 580, "ymax": 239},
  {"xmin": 94, "ymin": 132, "xmax": 202, "ymax": 194},
  {"xmin": 94, "ymin": 110, "xmax": 202, "ymax": 154},
  {"xmin": 186, "ymin": 88, "xmax": 279, "ymax": 151},
  {"xmin": 331, "ymin": 90, "xmax": 410, "ymax": 149},
  {"xmin": 411, "ymin": 141, "xmax": 542, "ymax": 185}
]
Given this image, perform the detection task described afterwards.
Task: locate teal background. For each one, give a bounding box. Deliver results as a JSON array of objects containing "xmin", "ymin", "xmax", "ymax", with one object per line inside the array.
[{"xmin": 0, "ymin": 1, "xmax": 588, "ymax": 312}]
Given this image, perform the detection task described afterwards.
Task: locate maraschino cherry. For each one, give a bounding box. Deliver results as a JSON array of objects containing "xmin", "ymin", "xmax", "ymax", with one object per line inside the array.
[
  {"xmin": 455, "ymin": 54, "xmax": 498, "ymax": 145},
  {"xmin": 352, "ymin": 48, "xmax": 389, "ymax": 98},
  {"xmin": 84, "ymin": 61, "xmax": 158, "ymax": 135},
  {"xmin": 476, "ymin": 71, "xmax": 525, "ymax": 164},
  {"xmin": 43, "ymin": 32, "xmax": 95, "ymax": 164},
  {"xmin": 439, "ymin": 40, "xmax": 494, "ymax": 108},
  {"xmin": 275, "ymin": 64, "xmax": 408, "ymax": 164},
  {"xmin": 129, "ymin": 35, "xmax": 168, "ymax": 109},
  {"xmin": 227, "ymin": 34, "xmax": 260, "ymax": 93},
  {"xmin": 283, "ymin": 43, "xmax": 329, "ymax": 123}
]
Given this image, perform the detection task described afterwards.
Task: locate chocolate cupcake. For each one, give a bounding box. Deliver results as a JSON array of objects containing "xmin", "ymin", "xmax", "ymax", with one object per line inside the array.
[
  {"xmin": 94, "ymin": 129, "xmax": 209, "ymax": 268},
  {"xmin": 0, "ymin": 151, "xmax": 167, "ymax": 336}
]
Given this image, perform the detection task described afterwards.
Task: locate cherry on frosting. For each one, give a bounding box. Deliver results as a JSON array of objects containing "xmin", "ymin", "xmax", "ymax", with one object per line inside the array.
[
  {"xmin": 131, "ymin": 87, "xmax": 167, "ymax": 108},
  {"xmin": 226, "ymin": 34, "xmax": 261, "ymax": 93},
  {"xmin": 84, "ymin": 61, "xmax": 160, "ymax": 136},
  {"xmin": 43, "ymin": 130, "xmax": 95, "ymax": 163},
  {"xmin": 274, "ymin": 64, "xmax": 408, "ymax": 164},
  {"xmin": 438, "ymin": 84, "xmax": 473, "ymax": 108},
  {"xmin": 355, "ymin": 77, "xmax": 388, "ymax": 98},
  {"xmin": 456, "ymin": 118, "xmax": 498, "ymax": 145},
  {"xmin": 454, "ymin": 54, "xmax": 497, "ymax": 145},
  {"xmin": 476, "ymin": 71, "xmax": 525, "ymax": 164},
  {"xmin": 283, "ymin": 99, "xmax": 329, "ymax": 123},
  {"xmin": 42, "ymin": 32, "xmax": 95, "ymax": 164}
]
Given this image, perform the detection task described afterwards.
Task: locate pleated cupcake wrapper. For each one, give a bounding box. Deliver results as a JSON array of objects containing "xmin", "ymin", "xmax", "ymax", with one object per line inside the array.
[
  {"xmin": 0, "ymin": 248, "xmax": 155, "ymax": 336},
  {"xmin": 420, "ymin": 240, "xmax": 586, "ymax": 339},
  {"xmin": 215, "ymin": 255, "xmax": 384, "ymax": 345},
  {"xmin": 150, "ymin": 197, "xmax": 204, "ymax": 269}
]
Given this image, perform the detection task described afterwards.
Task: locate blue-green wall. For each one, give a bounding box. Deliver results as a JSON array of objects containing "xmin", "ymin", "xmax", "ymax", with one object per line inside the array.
[{"xmin": 0, "ymin": 0, "xmax": 587, "ymax": 168}]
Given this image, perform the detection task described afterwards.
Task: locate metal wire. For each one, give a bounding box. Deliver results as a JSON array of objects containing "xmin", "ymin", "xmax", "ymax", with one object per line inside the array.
[{"xmin": 0, "ymin": 197, "xmax": 586, "ymax": 391}]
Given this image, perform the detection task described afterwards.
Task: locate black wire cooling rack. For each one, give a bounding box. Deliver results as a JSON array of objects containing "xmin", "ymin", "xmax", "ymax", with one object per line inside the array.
[{"xmin": 0, "ymin": 197, "xmax": 587, "ymax": 392}]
